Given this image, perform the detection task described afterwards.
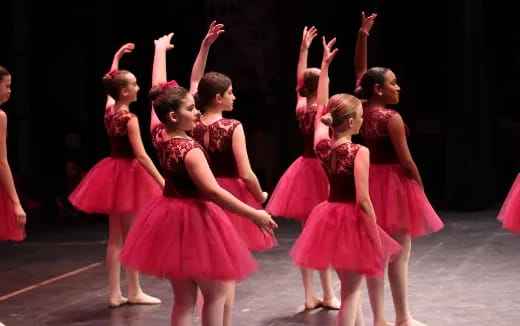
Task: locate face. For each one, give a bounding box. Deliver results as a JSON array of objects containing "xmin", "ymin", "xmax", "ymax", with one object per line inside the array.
[
  {"xmin": 0, "ymin": 75, "xmax": 12, "ymax": 105},
  {"xmin": 218, "ymin": 85, "xmax": 235, "ymax": 111},
  {"xmin": 121, "ymin": 73, "xmax": 139, "ymax": 102},
  {"xmin": 379, "ymin": 70, "xmax": 400, "ymax": 105},
  {"xmin": 174, "ymin": 93, "xmax": 200, "ymax": 131},
  {"xmin": 351, "ymin": 104, "xmax": 364, "ymax": 135}
]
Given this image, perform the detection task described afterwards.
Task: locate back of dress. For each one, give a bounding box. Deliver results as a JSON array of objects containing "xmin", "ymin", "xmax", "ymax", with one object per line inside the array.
[
  {"xmin": 314, "ymin": 140, "xmax": 360, "ymax": 202},
  {"xmin": 296, "ymin": 104, "xmax": 318, "ymax": 158},
  {"xmin": 104, "ymin": 110, "xmax": 136, "ymax": 159},
  {"xmin": 191, "ymin": 118, "xmax": 241, "ymax": 177}
]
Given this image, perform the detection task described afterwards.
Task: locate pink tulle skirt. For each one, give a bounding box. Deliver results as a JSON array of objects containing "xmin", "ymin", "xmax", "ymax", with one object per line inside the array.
[
  {"xmin": 369, "ymin": 164, "xmax": 444, "ymax": 238},
  {"xmin": 216, "ymin": 177, "xmax": 277, "ymax": 251},
  {"xmin": 69, "ymin": 157, "xmax": 162, "ymax": 216},
  {"xmin": 120, "ymin": 196, "xmax": 258, "ymax": 281},
  {"xmin": 290, "ymin": 201, "xmax": 401, "ymax": 278},
  {"xmin": 498, "ymin": 173, "xmax": 520, "ymax": 233},
  {"xmin": 266, "ymin": 157, "xmax": 329, "ymax": 221},
  {"xmin": 0, "ymin": 186, "xmax": 25, "ymax": 241}
]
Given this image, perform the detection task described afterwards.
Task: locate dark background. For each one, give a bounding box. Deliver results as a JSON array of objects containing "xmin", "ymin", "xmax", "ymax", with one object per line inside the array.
[{"xmin": 0, "ymin": 0, "xmax": 518, "ymax": 224}]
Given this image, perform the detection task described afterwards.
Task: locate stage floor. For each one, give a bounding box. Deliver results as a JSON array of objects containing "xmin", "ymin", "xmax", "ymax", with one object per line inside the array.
[{"xmin": 1, "ymin": 209, "xmax": 518, "ymax": 325}]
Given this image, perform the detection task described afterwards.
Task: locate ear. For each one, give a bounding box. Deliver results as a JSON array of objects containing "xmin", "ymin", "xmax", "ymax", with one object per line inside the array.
[
  {"xmin": 374, "ymin": 83, "xmax": 383, "ymax": 96},
  {"xmin": 120, "ymin": 87, "xmax": 129, "ymax": 97},
  {"xmin": 348, "ymin": 117, "xmax": 355, "ymax": 128},
  {"xmin": 168, "ymin": 111, "xmax": 177, "ymax": 123},
  {"xmin": 215, "ymin": 93, "xmax": 223, "ymax": 104}
]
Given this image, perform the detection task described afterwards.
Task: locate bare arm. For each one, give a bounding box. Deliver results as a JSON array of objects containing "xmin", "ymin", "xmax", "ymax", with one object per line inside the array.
[
  {"xmin": 127, "ymin": 117, "xmax": 165, "ymax": 187},
  {"xmin": 190, "ymin": 21, "xmax": 225, "ymax": 95},
  {"xmin": 314, "ymin": 36, "xmax": 339, "ymax": 148},
  {"xmin": 354, "ymin": 146, "xmax": 377, "ymax": 221},
  {"xmin": 231, "ymin": 124, "xmax": 267, "ymax": 203},
  {"xmin": 185, "ymin": 148, "xmax": 277, "ymax": 233},
  {"xmin": 106, "ymin": 43, "xmax": 135, "ymax": 113},
  {"xmin": 387, "ymin": 114, "xmax": 423, "ymax": 188},
  {"xmin": 296, "ymin": 26, "xmax": 318, "ymax": 107},
  {"xmin": 0, "ymin": 112, "xmax": 26, "ymax": 227},
  {"xmin": 150, "ymin": 33, "xmax": 175, "ymax": 132},
  {"xmin": 354, "ymin": 12, "xmax": 377, "ymax": 85}
]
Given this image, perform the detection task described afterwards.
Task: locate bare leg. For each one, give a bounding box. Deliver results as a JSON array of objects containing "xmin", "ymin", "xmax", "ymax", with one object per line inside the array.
[
  {"xmin": 301, "ymin": 267, "xmax": 321, "ymax": 309},
  {"xmin": 107, "ymin": 214, "xmax": 127, "ymax": 307},
  {"xmin": 336, "ymin": 270, "xmax": 364, "ymax": 326},
  {"xmin": 319, "ymin": 269, "xmax": 340, "ymax": 309},
  {"xmin": 198, "ymin": 280, "xmax": 230, "ymax": 326},
  {"xmin": 121, "ymin": 214, "xmax": 161, "ymax": 305},
  {"xmin": 170, "ymin": 280, "xmax": 198, "ymax": 326},
  {"xmin": 366, "ymin": 276, "xmax": 393, "ymax": 326},
  {"xmin": 388, "ymin": 232, "xmax": 425, "ymax": 326},
  {"xmin": 223, "ymin": 282, "xmax": 236, "ymax": 326}
]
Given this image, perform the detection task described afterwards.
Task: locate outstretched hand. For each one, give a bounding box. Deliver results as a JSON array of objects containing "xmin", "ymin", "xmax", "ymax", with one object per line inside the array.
[
  {"xmin": 154, "ymin": 33, "xmax": 175, "ymax": 52},
  {"xmin": 114, "ymin": 43, "xmax": 135, "ymax": 60},
  {"xmin": 301, "ymin": 25, "xmax": 318, "ymax": 50},
  {"xmin": 360, "ymin": 12, "xmax": 377, "ymax": 35},
  {"xmin": 203, "ymin": 20, "xmax": 225, "ymax": 46},
  {"xmin": 321, "ymin": 36, "xmax": 338, "ymax": 65}
]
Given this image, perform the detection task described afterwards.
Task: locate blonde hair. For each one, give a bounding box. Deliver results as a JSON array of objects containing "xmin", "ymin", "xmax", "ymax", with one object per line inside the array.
[{"xmin": 321, "ymin": 94, "xmax": 361, "ymax": 128}]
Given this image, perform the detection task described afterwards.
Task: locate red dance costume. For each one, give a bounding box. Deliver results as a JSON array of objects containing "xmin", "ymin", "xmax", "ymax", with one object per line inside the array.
[
  {"xmin": 120, "ymin": 125, "xmax": 257, "ymax": 280},
  {"xmin": 291, "ymin": 139, "xmax": 401, "ymax": 277},
  {"xmin": 69, "ymin": 110, "xmax": 161, "ymax": 215},
  {"xmin": 497, "ymin": 174, "xmax": 520, "ymax": 233},
  {"xmin": 266, "ymin": 104, "xmax": 329, "ymax": 222},
  {"xmin": 191, "ymin": 118, "xmax": 277, "ymax": 251},
  {"xmin": 360, "ymin": 106, "xmax": 443, "ymax": 237}
]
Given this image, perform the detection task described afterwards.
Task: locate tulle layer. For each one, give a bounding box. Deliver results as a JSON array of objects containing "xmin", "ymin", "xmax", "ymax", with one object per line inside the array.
[
  {"xmin": 498, "ymin": 174, "xmax": 520, "ymax": 233},
  {"xmin": 266, "ymin": 157, "xmax": 328, "ymax": 221},
  {"xmin": 290, "ymin": 201, "xmax": 401, "ymax": 278},
  {"xmin": 0, "ymin": 186, "xmax": 25, "ymax": 241},
  {"xmin": 69, "ymin": 157, "xmax": 161, "ymax": 216},
  {"xmin": 216, "ymin": 177, "xmax": 277, "ymax": 251},
  {"xmin": 369, "ymin": 164, "xmax": 444, "ymax": 238},
  {"xmin": 120, "ymin": 196, "xmax": 258, "ymax": 281}
]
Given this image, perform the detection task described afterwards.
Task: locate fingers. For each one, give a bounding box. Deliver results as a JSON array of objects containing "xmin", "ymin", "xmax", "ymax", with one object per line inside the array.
[{"xmin": 327, "ymin": 37, "xmax": 337, "ymax": 48}]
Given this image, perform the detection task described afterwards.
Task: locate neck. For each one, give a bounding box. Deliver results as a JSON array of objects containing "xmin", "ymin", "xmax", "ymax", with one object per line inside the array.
[
  {"xmin": 306, "ymin": 94, "xmax": 317, "ymax": 106},
  {"xmin": 366, "ymin": 97, "xmax": 387, "ymax": 108},
  {"xmin": 113, "ymin": 102, "xmax": 130, "ymax": 112},
  {"xmin": 201, "ymin": 107, "xmax": 223, "ymax": 119},
  {"xmin": 165, "ymin": 125, "xmax": 188, "ymax": 138},
  {"xmin": 332, "ymin": 129, "xmax": 353, "ymax": 143}
]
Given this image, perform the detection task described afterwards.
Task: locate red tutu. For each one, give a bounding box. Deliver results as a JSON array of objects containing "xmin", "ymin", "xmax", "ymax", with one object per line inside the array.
[
  {"xmin": 369, "ymin": 164, "xmax": 444, "ymax": 238},
  {"xmin": 216, "ymin": 177, "xmax": 277, "ymax": 251},
  {"xmin": 120, "ymin": 196, "xmax": 258, "ymax": 281},
  {"xmin": 498, "ymin": 173, "xmax": 520, "ymax": 233},
  {"xmin": 290, "ymin": 201, "xmax": 401, "ymax": 278},
  {"xmin": 266, "ymin": 157, "xmax": 329, "ymax": 221},
  {"xmin": 69, "ymin": 157, "xmax": 161, "ymax": 216},
  {"xmin": 0, "ymin": 186, "xmax": 25, "ymax": 241}
]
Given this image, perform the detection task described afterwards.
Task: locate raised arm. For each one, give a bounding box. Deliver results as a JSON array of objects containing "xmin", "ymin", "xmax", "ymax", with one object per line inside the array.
[
  {"xmin": 152, "ymin": 33, "xmax": 174, "ymax": 87},
  {"xmin": 190, "ymin": 21, "xmax": 225, "ymax": 95},
  {"xmin": 296, "ymin": 26, "xmax": 318, "ymax": 105},
  {"xmin": 150, "ymin": 33, "xmax": 174, "ymax": 132},
  {"xmin": 0, "ymin": 111, "xmax": 26, "ymax": 227},
  {"xmin": 185, "ymin": 148, "xmax": 277, "ymax": 233},
  {"xmin": 353, "ymin": 146, "xmax": 377, "ymax": 221},
  {"xmin": 231, "ymin": 124, "xmax": 268, "ymax": 203},
  {"xmin": 105, "ymin": 43, "xmax": 135, "ymax": 112},
  {"xmin": 314, "ymin": 36, "xmax": 338, "ymax": 147},
  {"xmin": 127, "ymin": 117, "xmax": 165, "ymax": 188},
  {"xmin": 354, "ymin": 12, "xmax": 377, "ymax": 86},
  {"xmin": 388, "ymin": 114, "xmax": 423, "ymax": 188}
]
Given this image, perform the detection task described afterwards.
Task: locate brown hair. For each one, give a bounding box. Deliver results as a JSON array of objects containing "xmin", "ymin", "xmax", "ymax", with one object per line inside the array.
[
  {"xmin": 101, "ymin": 70, "xmax": 132, "ymax": 100},
  {"xmin": 298, "ymin": 68, "xmax": 320, "ymax": 97},
  {"xmin": 354, "ymin": 67, "xmax": 390, "ymax": 99},
  {"xmin": 151, "ymin": 86, "xmax": 191, "ymax": 124},
  {"xmin": 195, "ymin": 72, "xmax": 232, "ymax": 109}
]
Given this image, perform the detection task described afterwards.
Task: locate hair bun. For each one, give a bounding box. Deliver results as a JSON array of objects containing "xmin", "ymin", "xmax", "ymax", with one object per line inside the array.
[{"xmin": 321, "ymin": 113, "xmax": 333, "ymax": 126}]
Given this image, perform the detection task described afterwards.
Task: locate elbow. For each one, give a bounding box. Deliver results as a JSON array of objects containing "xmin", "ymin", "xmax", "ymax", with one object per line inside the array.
[
  {"xmin": 400, "ymin": 160, "xmax": 416, "ymax": 178},
  {"xmin": 0, "ymin": 159, "xmax": 9, "ymax": 169},
  {"xmin": 136, "ymin": 154, "xmax": 150, "ymax": 164},
  {"xmin": 201, "ymin": 186, "xmax": 221, "ymax": 201},
  {"xmin": 239, "ymin": 171, "xmax": 255, "ymax": 184}
]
